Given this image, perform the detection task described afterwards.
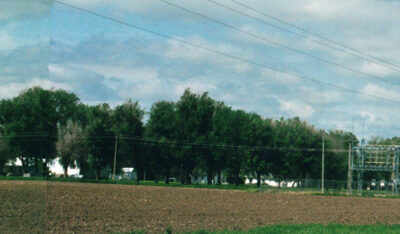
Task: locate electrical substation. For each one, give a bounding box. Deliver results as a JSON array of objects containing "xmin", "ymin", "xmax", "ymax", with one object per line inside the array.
[{"xmin": 351, "ymin": 140, "xmax": 400, "ymax": 195}]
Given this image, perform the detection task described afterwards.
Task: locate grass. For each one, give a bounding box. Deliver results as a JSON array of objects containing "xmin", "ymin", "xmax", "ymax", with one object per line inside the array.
[
  {"xmin": 122, "ymin": 224, "xmax": 400, "ymax": 234},
  {"xmin": 222, "ymin": 224, "xmax": 400, "ymax": 234},
  {"xmin": 192, "ymin": 224, "xmax": 400, "ymax": 234}
]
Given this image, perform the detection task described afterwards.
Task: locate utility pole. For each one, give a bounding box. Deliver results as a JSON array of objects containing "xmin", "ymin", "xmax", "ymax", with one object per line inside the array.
[
  {"xmin": 112, "ymin": 135, "xmax": 118, "ymax": 180},
  {"xmin": 347, "ymin": 143, "xmax": 352, "ymax": 195},
  {"xmin": 322, "ymin": 134, "xmax": 325, "ymax": 193}
]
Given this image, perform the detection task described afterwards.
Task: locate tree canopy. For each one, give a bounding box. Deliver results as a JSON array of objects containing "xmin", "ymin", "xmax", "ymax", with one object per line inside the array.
[{"xmin": 0, "ymin": 87, "xmax": 363, "ymax": 185}]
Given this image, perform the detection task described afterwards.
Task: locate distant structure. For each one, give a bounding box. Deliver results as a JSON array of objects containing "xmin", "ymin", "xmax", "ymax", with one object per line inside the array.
[{"xmin": 351, "ymin": 140, "xmax": 400, "ymax": 195}]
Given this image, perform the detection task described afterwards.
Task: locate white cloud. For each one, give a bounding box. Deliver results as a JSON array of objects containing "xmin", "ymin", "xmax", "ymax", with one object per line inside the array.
[
  {"xmin": 174, "ymin": 78, "xmax": 217, "ymax": 98},
  {"xmin": 0, "ymin": 30, "xmax": 21, "ymax": 50},
  {"xmin": 163, "ymin": 36, "xmax": 241, "ymax": 64},
  {"xmin": 260, "ymin": 70, "xmax": 300, "ymax": 84},
  {"xmin": 360, "ymin": 111, "xmax": 377, "ymax": 122},
  {"xmin": 0, "ymin": 0, "xmax": 52, "ymax": 23},
  {"xmin": 362, "ymin": 83, "xmax": 400, "ymax": 101},
  {"xmin": 48, "ymin": 63, "xmax": 74, "ymax": 78},
  {"xmin": 280, "ymin": 100, "xmax": 315, "ymax": 119},
  {"xmin": 359, "ymin": 62, "xmax": 396, "ymax": 77},
  {"xmin": 0, "ymin": 78, "xmax": 70, "ymax": 99},
  {"xmin": 231, "ymin": 62, "xmax": 252, "ymax": 74},
  {"xmin": 300, "ymin": 86, "xmax": 346, "ymax": 105},
  {"xmin": 71, "ymin": 64, "xmax": 159, "ymax": 81},
  {"xmin": 302, "ymin": 1, "xmax": 357, "ymax": 19}
]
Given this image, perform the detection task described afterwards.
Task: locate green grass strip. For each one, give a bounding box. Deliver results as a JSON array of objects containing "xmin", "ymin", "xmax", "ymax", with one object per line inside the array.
[{"xmin": 189, "ymin": 224, "xmax": 400, "ymax": 234}]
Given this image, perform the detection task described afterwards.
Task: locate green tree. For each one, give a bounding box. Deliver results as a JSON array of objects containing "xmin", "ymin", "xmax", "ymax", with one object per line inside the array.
[
  {"xmin": 146, "ymin": 101, "xmax": 177, "ymax": 184},
  {"xmin": 175, "ymin": 89, "xmax": 215, "ymax": 184},
  {"xmin": 5, "ymin": 87, "xmax": 58, "ymax": 175},
  {"xmin": 52, "ymin": 89, "xmax": 81, "ymax": 127},
  {"xmin": 211, "ymin": 103, "xmax": 231, "ymax": 185},
  {"xmin": 196, "ymin": 93, "xmax": 216, "ymax": 185},
  {"xmin": 85, "ymin": 104, "xmax": 115, "ymax": 179},
  {"xmin": 113, "ymin": 100, "xmax": 145, "ymax": 182},
  {"xmin": 56, "ymin": 120, "xmax": 87, "ymax": 178},
  {"xmin": 272, "ymin": 117, "xmax": 320, "ymax": 180},
  {"xmin": 324, "ymin": 130, "xmax": 358, "ymax": 180},
  {"xmin": 0, "ymin": 99, "xmax": 11, "ymax": 173},
  {"xmin": 245, "ymin": 114, "xmax": 274, "ymax": 187},
  {"xmin": 0, "ymin": 125, "xmax": 9, "ymax": 174},
  {"xmin": 224, "ymin": 110, "xmax": 251, "ymax": 185}
]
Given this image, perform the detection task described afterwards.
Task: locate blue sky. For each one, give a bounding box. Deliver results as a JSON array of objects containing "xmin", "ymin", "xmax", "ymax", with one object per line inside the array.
[{"xmin": 1, "ymin": 0, "xmax": 400, "ymax": 140}]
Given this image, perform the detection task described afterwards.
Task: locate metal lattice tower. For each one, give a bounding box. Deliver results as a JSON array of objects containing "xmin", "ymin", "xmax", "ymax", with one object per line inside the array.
[{"xmin": 351, "ymin": 141, "xmax": 400, "ymax": 195}]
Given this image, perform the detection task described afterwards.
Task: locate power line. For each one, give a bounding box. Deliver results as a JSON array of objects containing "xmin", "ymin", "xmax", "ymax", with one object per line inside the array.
[
  {"xmin": 118, "ymin": 135, "xmax": 350, "ymax": 153},
  {"xmin": 229, "ymin": 0, "xmax": 400, "ymax": 72},
  {"xmin": 159, "ymin": 0, "xmax": 400, "ymax": 87},
  {"xmin": 53, "ymin": 0, "xmax": 400, "ymax": 105},
  {"xmin": 205, "ymin": 0, "xmax": 400, "ymax": 74},
  {"xmin": 2, "ymin": 132, "xmax": 350, "ymax": 153}
]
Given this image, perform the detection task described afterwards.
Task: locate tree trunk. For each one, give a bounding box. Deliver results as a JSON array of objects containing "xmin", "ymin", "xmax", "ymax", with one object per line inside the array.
[
  {"xmin": 207, "ymin": 169, "xmax": 213, "ymax": 185},
  {"xmin": 217, "ymin": 170, "xmax": 222, "ymax": 185},
  {"xmin": 19, "ymin": 156, "xmax": 26, "ymax": 174},
  {"xmin": 63, "ymin": 165, "xmax": 68, "ymax": 178},
  {"xmin": 96, "ymin": 167, "xmax": 100, "ymax": 181},
  {"xmin": 257, "ymin": 172, "xmax": 261, "ymax": 188},
  {"xmin": 235, "ymin": 170, "xmax": 240, "ymax": 186},
  {"xmin": 136, "ymin": 168, "xmax": 141, "ymax": 183},
  {"xmin": 186, "ymin": 173, "xmax": 192, "ymax": 185},
  {"xmin": 165, "ymin": 166, "xmax": 170, "ymax": 184},
  {"xmin": 180, "ymin": 168, "xmax": 185, "ymax": 184}
]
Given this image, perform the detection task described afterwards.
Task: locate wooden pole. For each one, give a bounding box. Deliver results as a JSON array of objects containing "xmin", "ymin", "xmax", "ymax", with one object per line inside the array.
[
  {"xmin": 113, "ymin": 135, "xmax": 118, "ymax": 180},
  {"xmin": 347, "ymin": 143, "xmax": 352, "ymax": 195}
]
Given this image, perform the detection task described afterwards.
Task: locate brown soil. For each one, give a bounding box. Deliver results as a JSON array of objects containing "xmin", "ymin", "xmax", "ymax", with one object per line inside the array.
[{"xmin": 1, "ymin": 180, "xmax": 400, "ymax": 233}]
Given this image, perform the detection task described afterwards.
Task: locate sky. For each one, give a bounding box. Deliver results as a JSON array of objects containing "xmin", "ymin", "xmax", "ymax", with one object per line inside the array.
[{"xmin": 1, "ymin": 0, "xmax": 400, "ymax": 140}]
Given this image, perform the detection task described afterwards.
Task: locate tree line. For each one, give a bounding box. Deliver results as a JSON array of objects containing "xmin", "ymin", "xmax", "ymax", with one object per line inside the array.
[{"xmin": 0, "ymin": 87, "xmax": 360, "ymax": 186}]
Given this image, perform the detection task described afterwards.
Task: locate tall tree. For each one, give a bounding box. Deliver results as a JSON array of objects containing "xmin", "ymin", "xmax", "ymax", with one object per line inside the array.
[
  {"xmin": 271, "ymin": 117, "xmax": 315, "ymax": 180},
  {"xmin": 211, "ymin": 103, "xmax": 231, "ymax": 185},
  {"xmin": 323, "ymin": 130, "xmax": 357, "ymax": 180},
  {"xmin": 5, "ymin": 87, "xmax": 58, "ymax": 175},
  {"xmin": 0, "ymin": 100, "xmax": 11, "ymax": 173},
  {"xmin": 196, "ymin": 93, "xmax": 216, "ymax": 185},
  {"xmin": 85, "ymin": 104, "xmax": 115, "ymax": 179},
  {"xmin": 0, "ymin": 126, "xmax": 8, "ymax": 174},
  {"xmin": 245, "ymin": 114, "xmax": 274, "ymax": 187},
  {"xmin": 224, "ymin": 110, "xmax": 251, "ymax": 185},
  {"xmin": 113, "ymin": 100, "xmax": 145, "ymax": 182},
  {"xmin": 175, "ymin": 89, "xmax": 215, "ymax": 184},
  {"xmin": 52, "ymin": 89, "xmax": 81, "ymax": 127},
  {"xmin": 146, "ymin": 101, "xmax": 177, "ymax": 184},
  {"xmin": 56, "ymin": 120, "xmax": 87, "ymax": 178}
]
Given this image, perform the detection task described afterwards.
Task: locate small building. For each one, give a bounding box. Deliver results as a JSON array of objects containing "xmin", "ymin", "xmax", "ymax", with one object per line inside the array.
[
  {"xmin": 112, "ymin": 168, "xmax": 135, "ymax": 180},
  {"xmin": 121, "ymin": 168, "xmax": 135, "ymax": 180}
]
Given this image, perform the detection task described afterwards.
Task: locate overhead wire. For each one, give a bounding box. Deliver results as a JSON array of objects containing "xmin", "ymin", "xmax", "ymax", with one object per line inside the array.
[
  {"xmin": 53, "ymin": 0, "xmax": 400, "ymax": 105},
  {"xmin": 2, "ymin": 131, "xmax": 350, "ymax": 153},
  {"xmin": 228, "ymin": 0, "xmax": 400, "ymax": 72},
  {"xmin": 205, "ymin": 0, "xmax": 400, "ymax": 74},
  {"xmin": 158, "ymin": 0, "xmax": 400, "ymax": 87}
]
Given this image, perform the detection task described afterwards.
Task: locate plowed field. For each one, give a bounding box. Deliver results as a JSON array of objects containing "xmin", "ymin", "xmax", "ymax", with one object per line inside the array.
[{"xmin": 1, "ymin": 181, "xmax": 400, "ymax": 233}]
